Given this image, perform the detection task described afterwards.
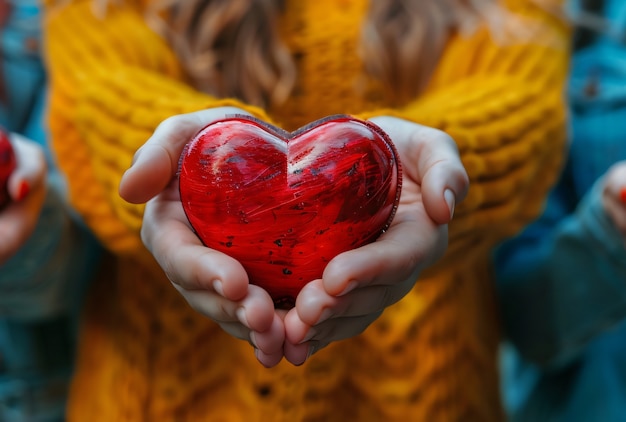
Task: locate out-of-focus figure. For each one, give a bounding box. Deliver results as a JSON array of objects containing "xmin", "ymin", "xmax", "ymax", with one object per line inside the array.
[
  {"xmin": 496, "ymin": 0, "xmax": 626, "ymax": 421},
  {"xmin": 0, "ymin": 1, "xmax": 101, "ymax": 421}
]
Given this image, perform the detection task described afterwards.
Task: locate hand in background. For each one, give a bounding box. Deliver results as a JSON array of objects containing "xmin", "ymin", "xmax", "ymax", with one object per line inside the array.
[
  {"xmin": 602, "ymin": 160, "xmax": 626, "ymax": 239},
  {"xmin": 119, "ymin": 107, "xmax": 285, "ymax": 368},
  {"xmin": 0, "ymin": 134, "xmax": 47, "ymax": 265},
  {"xmin": 282, "ymin": 116, "xmax": 469, "ymax": 365}
]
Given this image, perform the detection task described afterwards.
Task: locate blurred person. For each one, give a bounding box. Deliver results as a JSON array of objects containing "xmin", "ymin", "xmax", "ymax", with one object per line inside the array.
[
  {"xmin": 43, "ymin": 0, "xmax": 568, "ymax": 420},
  {"xmin": 495, "ymin": 0, "xmax": 626, "ymax": 420},
  {"xmin": 0, "ymin": 1, "xmax": 101, "ymax": 421}
]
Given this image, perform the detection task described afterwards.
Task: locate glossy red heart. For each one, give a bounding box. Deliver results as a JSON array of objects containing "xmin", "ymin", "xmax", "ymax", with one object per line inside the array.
[
  {"xmin": 178, "ymin": 115, "xmax": 402, "ymax": 308},
  {"xmin": 0, "ymin": 128, "xmax": 15, "ymax": 209}
]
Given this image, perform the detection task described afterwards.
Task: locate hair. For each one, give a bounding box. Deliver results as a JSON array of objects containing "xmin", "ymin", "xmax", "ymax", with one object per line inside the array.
[
  {"xmin": 90, "ymin": 0, "xmax": 559, "ymax": 107},
  {"xmin": 144, "ymin": 0, "xmax": 294, "ymax": 108},
  {"xmin": 360, "ymin": 0, "xmax": 502, "ymax": 105}
]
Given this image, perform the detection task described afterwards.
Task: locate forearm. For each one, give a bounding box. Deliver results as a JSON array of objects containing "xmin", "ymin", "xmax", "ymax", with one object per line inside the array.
[
  {"xmin": 357, "ymin": 81, "xmax": 567, "ymax": 263},
  {"xmin": 44, "ymin": 2, "xmax": 269, "ymax": 256},
  {"xmin": 357, "ymin": 7, "xmax": 570, "ymax": 257},
  {"xmin": 0, "ymin": 178, "xmax": 102, "ymax": 320},
  {"xmin": 496, "ymin": 180, "xmax": 626, "ymax": 367}
]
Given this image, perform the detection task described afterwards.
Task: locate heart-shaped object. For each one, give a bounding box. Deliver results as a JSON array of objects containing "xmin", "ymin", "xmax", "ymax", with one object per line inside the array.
[
  {"xmin": 0, "ymin": 128, "xmax": 15, "ymax": 209},
  {"xmin": 179, "ymin": 115, "xmax": 402, "ymax": 308}
]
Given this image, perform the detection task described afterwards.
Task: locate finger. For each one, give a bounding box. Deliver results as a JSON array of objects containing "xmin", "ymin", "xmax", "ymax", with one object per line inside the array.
[
  {"xmin": 7, "ymin": 134, "xmax": 47, "ymax": 201},
  {"xmin": 405, "ymin": 127, "xmax": 469, "ymax": 224},
  {"xmin": 255, "ymin": 348, "xmax": 284, "ymax": 368},
  {"xmin": 174, "ymin": 284, "xmax": 275, "ymax": 333},
  {"xmin": 249, "ymin": 313, "xmax": 286, "ymax": 367},
  {"xmin": 285, "ymin": 311, "xmax": 380, "ymax": 365},
  {"xmin": 119, "ymin": 107, "xmax": 251, "ymax": 204},
  {"xmin": 283, "ymin": 340, "xmax": 310, "ymax": 366},
  {"xmin": 142, "ymin": 199, "xmax": 251, "ymax": 301},
  {"xmin": 151, "ymin": 222, "xmax": 250, "ymax": 300},
  {"xmin": 294, "ymin": 278, "xmax": 403, "ymax": 329},
  {"xmin": 282, "ymin": 309, "xmax": 310, "ymax": 365},
  {"xmin": 241, "ymin": 287, "xmax": 282, "ymax": 334},
  {"xmin": 283, "ymin": 306, "xmax": 311, "ymax": 346},
  {"xmin": 251, "ymin": 312, "xmax": 285, "ymax": 352},
  {"xmin": 286, "ymin": 306, "xmax": 382, "ymax": 346},
  {"xmin": 370, "ymin": 117, "xmax": 469, "ymax": 224},
  {"xmin": 321, "ymin": 208, "xmax": 447, "ymax": 296}
]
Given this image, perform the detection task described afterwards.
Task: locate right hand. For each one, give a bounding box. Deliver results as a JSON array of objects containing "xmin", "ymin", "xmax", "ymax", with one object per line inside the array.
[
  {"xmin": 119, "ymin": 107, "xmax": 286, "ymax": 368},
  {"xmin": 0, "ymin": 134, "xmax": 47, "ymax": 265}
]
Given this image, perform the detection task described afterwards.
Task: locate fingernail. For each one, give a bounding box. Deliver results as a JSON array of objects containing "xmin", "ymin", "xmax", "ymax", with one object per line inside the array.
[
  {"xmin": 249, "ymin": 331, "xmax": 257, "ymax": 347},
  {"xmin": 212, "ymin": 280, "xmax": 224, "ymax": 296},
  {"xmin": 444, "ymin": 189, "xmax": 455, "ymax": 219},
  {"xmin": 237, "ymin": 307, "xmax": 249, "ymax": 328},
  {"xmin": 620, "ymin": 187, "xmax": 626, "ymax": 204},
  {"xmin": 16, "ymin": 181, "xmax": 30, "ymax": 201}
]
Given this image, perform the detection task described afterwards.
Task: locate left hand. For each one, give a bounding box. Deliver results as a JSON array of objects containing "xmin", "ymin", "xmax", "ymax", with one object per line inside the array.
[{"xmin": 282, "ymin": 116, "xmax": 469, "ymax": 365}]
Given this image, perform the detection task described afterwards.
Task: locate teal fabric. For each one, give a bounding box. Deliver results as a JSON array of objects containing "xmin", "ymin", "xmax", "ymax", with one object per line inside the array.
[
  {"xmin": 0, "ymin": 2, "xmax": 102, "ymax": 421},
  {"xmin": 496, "ymin": 1, "xmax": 626, "ymax": 420}
]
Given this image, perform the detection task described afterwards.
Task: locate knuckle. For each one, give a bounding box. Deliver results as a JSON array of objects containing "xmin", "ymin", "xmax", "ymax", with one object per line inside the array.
[{"xmin": 156, "ymin": 115, "xmax": 189, "ymax": 134}]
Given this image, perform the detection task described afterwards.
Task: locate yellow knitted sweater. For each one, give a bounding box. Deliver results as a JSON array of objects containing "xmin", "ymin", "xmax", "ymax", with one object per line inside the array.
[{"xmin": 43, "ymin": 1, "xmax": 569, "ymax": 420}]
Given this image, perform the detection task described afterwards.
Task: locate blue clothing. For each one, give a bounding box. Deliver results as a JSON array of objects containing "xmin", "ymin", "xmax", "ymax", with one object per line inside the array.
[
  {"xmin": 495, "ymin": 1, "xmax": 626, "ymax": 421},
  {"xmin": 0, "ymin": 2, "xmax": 101, "ymax": 421}
]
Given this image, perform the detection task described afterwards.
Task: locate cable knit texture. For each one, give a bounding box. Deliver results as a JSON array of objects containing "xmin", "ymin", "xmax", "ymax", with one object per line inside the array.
[{"xmin": 43, "ymin": 0, "xmax": 568, "ymax": 420}]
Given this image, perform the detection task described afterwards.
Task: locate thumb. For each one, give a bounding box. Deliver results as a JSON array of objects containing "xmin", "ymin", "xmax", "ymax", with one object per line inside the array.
[
  {"xmin": 421, "ymin": 161, "xmax": 469, "ymax": 224},
  {"xmin": 119, "ymin": 107, "xmax": 252, "ymax": 204}
]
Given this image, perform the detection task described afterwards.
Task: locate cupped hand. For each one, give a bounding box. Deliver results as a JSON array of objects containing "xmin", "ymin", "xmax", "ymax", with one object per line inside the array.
[
  {"xmin": 602, "ymin": 160, "xmax": 626, "ymax": 239},
  {"xmin": 119, "ymin": 107, "xmax": 285, "ymax": 368},
  {"xmin": 282, "ymin": 116, "xmax": 469, "ymax": 365},
  {"xmin": 0, "ymin": 133, "xmax": 47, "ymax": 265}
]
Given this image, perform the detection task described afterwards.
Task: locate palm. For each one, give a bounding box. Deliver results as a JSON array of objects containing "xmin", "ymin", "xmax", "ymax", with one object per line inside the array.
[{"xmin": 120, "ymin": 111, "xmax": 469, "ymax": 367}]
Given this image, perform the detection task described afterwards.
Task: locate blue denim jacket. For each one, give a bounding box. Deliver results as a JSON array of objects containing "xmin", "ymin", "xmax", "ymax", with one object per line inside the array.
[{"xmin": 495, "ymin": 1, "xmax": 626, "ymax": 420}]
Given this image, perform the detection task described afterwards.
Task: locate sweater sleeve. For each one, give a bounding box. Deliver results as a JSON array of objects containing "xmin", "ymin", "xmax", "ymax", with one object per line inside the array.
[
  {"xmin": 358, "ymin": 0, "xmax": 570, "ymax": 261},
  {"xmin": 495, "ymin": 160, "xmax": 626, "ymax": 367},
  {"xmin": 43, "ymin": 1, "xmax": 270, "ymax": 258}
]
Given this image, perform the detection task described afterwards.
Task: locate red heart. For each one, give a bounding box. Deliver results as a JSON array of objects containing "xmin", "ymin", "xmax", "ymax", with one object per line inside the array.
[
  {"xmin": 178, "ymin": 115, "xmax": 402, "ymax": 308},
  {"xmin": 0, "ymin": 128, "xmax": 15, "ymax": 209}
]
